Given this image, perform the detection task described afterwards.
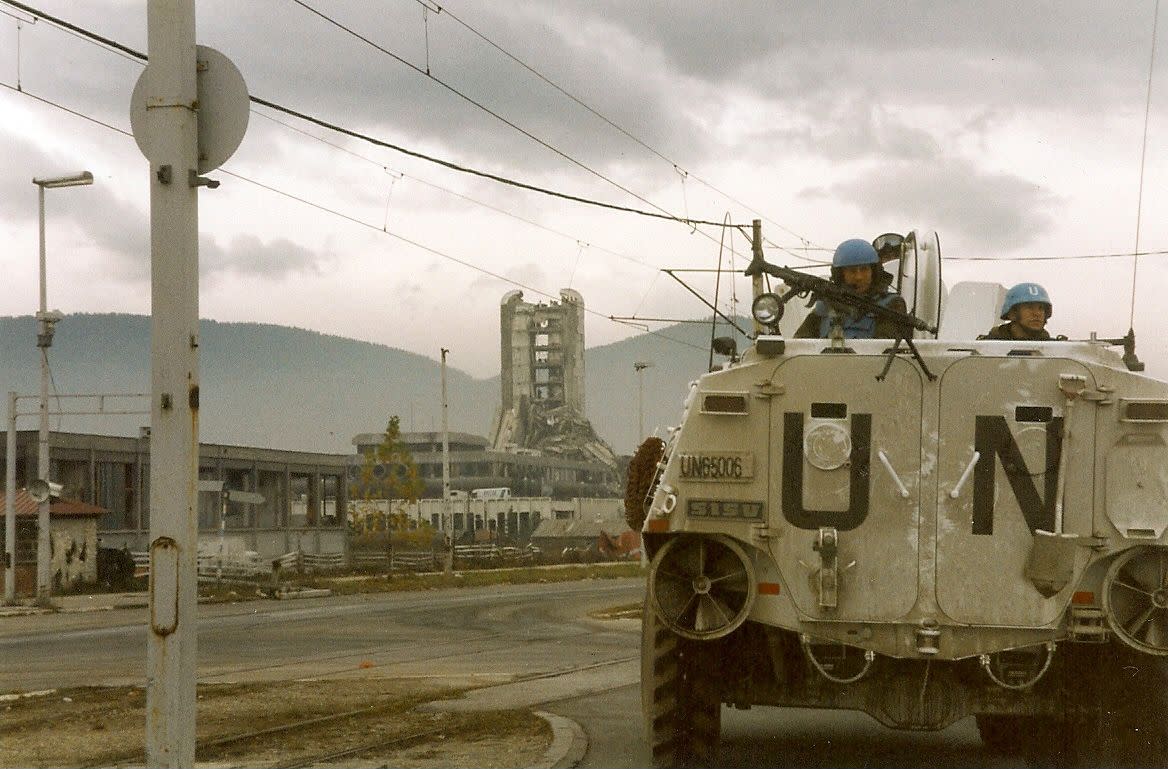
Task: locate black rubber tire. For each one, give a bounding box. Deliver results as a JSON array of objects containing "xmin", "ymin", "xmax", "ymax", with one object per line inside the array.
[
  {"xmin": 641, "ymin": 589, "xmax": 722, "ymax": 768},
  {"xmin": 625, "ymin": 437, "xmax": 665, "ymax": 531}
]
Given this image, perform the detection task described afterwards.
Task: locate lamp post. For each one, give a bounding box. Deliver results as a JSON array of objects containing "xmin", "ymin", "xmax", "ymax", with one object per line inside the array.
[
  {"xmin": 634, "ymin": 361, "xmax": 654, "ymax": 445},
  {"xmin": 440, "ymin": 348, "xmax": 453, "ymax": 574},
  {"xmin": 32, "ymin": 171, "xmax": 93, "ymax": 600}
]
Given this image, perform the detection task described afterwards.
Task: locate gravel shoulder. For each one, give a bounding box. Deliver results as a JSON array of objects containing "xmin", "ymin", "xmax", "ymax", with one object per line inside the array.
[{"xmin": 2, "ymin": 679, "xmax": 552, "ymax": 768}]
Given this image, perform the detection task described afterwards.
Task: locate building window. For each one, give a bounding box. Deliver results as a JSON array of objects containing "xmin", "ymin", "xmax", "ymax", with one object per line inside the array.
[
  {"xmin": 224, "ymin": 467, "xmax": 254, "ymax": 528},
  {"xmin": 290, "ymin": 473, "xmax": 314, "ymax": 527},
  {"xmin": 322, "ymin": 475, "xmax": 341, "ymax": 527},
  {"xmin": 256, "ymin": 469, "xmax": 285, "ymax": 528},
  {"xmin": 95, "ymin": 461, "xmax": 134, "ymax": 530}
]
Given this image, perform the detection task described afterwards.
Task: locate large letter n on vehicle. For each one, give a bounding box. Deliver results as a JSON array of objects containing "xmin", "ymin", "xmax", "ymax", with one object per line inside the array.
[{"xmin": 971, "ymin": 415, "xmax": 1062, "ymax": 535}]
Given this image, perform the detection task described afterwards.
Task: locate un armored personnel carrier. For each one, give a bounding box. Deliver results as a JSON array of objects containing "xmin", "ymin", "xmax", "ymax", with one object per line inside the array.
[{"xmin": 630, "ymin": 226, "xmax": 1168, "ymax": 767}]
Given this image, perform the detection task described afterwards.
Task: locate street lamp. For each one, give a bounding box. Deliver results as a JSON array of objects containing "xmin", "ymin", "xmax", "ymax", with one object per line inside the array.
[
  {"xmin": 32, "ymin": 171, "xmax": 93, "ymax": 600},
  {"xmin": 634, "ymin": 361, "xmax": 654, "ymax": 445}
]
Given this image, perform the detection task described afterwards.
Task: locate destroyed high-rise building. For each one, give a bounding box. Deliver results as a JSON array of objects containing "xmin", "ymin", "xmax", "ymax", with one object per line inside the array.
[
  {"xmin": 499, "ymin": 288, "xmax": 586, "ymax": 415},
  {"xmin": 491, "ymin": 289, "xmax": 616, "ymax": 472}
]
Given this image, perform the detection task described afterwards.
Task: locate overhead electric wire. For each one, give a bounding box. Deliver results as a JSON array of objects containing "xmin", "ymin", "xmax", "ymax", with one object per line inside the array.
[
  {"xmin": 3, "ymin": 0, "xmax": 786, "ymax": 335},
  {"xmin": 403, "ymin": 0, "xmax": 828, "ymax": 258},
  {"xmin": 0, "ymin": 78, "xmax": 707, "ymax": 355},
  {"xmin": 248, "ymin": 108, "xmax": 663, "ymax": 272},
  {"xmin": 249, "ymin": 94, "xmax": 729, "ymax": 228},
  {"xmin": 1, "ymin": 0, "xmax": 750, "ymax": 232},
  {"xmin": 2, "ymin": 0, "xmax": 144, "ymax": 62},
  {"xmin": 944, "ymin": 249, "xmax": 1168, "ymax": 262},
  {"xmin": 287, "ymin": 0, "xmax": 736, "ymax": 229}
]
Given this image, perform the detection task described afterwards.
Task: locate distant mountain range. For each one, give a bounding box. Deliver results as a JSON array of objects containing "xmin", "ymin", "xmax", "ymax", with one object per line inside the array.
[{"xmin": 0, "ymin": 313, "xmax": 749, "ymax": 456}]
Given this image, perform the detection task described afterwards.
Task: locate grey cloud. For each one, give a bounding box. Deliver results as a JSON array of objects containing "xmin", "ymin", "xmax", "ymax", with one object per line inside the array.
[
  {"xmin": 762, "ymin": 100, "xmax": 942, "ymax": 163},
  {"xmin": 1, "ymin": 130, "xmax": 149, "ymax": 277},
  {"xmin": 199, "ymin": 234, "xmax": 325, "ymax": 279},
  {"xmin": 806, "ymin": 158, "xmax": 1059, "ymax": 250}
]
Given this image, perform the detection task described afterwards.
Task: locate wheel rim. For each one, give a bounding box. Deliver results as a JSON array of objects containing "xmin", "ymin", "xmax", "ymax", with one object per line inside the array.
[
  {"xmin": 648, "ymin": 535, "xmax": 755, "ymax": 641},
  {"xmin": 1104, "ymin": 547, "xmax": 1168, "ymax": 655}
]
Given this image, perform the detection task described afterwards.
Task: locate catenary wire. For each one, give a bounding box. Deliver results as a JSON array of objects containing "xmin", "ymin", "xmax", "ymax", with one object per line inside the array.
[
  {"xmin": 0, "ymin": 78, "xmax": 708, "ymax": 354},
  {"xmin": 248, "ymin": 108, "xmax": 663, "ymax": 272},
  {"xmin": 400, "ymin": 0, "xmax": 828, "ymax": 257},
  {"xmin": 6, "ymin": 3, "xmax": 1167, "ymax": 273},
  {"xmin": 1, "ymin": 0, "xmax": 756, "ymax": 232},
  {"xmin": 287, "ymin": 0, "xmax": 737, "ymax": 229}
]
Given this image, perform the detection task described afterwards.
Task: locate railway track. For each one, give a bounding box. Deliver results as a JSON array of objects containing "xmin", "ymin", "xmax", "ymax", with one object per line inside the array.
[{"xmin": 82, "ymin": 655, "xmax": 635, "ymax": 768}]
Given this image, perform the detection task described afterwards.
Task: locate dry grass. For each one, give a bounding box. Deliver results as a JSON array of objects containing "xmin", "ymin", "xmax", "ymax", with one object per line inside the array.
[{"xmin": 2, "ymin": 680, "xmax": 550, "ymax": 768}]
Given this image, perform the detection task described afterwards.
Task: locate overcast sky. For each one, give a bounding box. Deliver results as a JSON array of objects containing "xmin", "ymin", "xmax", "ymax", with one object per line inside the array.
[{"xmin": 1, "ymin": 1, "xmax": 1167, "ymax": 378}]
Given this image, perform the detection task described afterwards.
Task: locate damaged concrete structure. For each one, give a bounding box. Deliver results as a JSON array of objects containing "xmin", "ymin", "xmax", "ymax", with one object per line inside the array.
[{"xmin": 492, "ymin": 289, "xmax": 616, "ymax": 469}]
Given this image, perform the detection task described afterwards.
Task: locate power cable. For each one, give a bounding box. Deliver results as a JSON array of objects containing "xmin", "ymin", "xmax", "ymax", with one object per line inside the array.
[
  {"xmin": 248, "ymin": 108, "xmax": 662, "ymax": 271},
  {"xmin": 0, "ymin": 0, "xmax": 742, "ymax": 229},
  {"xmin": 287, "ymin": 0, "xmax": 736, "ymax": 229},
  {"xmin": 945, "ymin": 249, "xmax": 1168, "ymax": 262},
  {"xmin": 401, "ymin": 0, "xmax": 827, "ymax": 257},
  {"xmin": 0, "ymin": 78, "xmax": 708, "ymax": 354},
  {"xmin": 249, "ymin": 94, "xmax": 732, "ymax": 227}
]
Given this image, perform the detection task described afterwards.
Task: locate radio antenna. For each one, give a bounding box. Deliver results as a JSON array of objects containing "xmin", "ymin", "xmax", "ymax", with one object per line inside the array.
[{"xmin": 1130, "ymin": 0, "xmax": 1161, "ymax": 329}]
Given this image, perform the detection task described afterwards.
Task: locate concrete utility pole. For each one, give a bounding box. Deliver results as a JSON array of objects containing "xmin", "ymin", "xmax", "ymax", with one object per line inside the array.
[
  {"xmin": 32, "ymin": 170, "xmax": 93, "ymax": 600},
  {"xmin": 440, "ymin": 348, "xmax": 453, "ymax": 575},
  {"xmin": 143, "ymin": 4, "xmax": 200, "ymax": 765}
]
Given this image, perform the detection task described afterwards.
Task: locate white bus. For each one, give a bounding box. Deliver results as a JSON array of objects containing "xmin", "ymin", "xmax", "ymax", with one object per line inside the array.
[{"xmin": 470, "ymin": 487, "xmax": 511, "ymax": 500}]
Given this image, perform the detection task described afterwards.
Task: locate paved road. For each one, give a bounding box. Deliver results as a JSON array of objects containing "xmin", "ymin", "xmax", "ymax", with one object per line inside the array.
[
  {"xmin": 3, "ymin": 578, "xmax": 1025, "ymax": 767},
  {"xmin": 0, "ymin": 578, "xmax": 645, "ymax": 690}
]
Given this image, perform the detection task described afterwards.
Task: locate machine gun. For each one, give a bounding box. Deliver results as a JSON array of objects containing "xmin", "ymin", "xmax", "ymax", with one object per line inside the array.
[{"xmin": 745, "ymin": 259, "xmax": 939, "ymax": 380}]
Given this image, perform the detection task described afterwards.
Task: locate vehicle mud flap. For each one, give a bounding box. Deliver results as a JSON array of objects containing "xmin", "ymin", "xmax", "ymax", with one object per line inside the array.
[{"xmin": 642, "ymin": 587, "xmax": 721, "ymax": 768}]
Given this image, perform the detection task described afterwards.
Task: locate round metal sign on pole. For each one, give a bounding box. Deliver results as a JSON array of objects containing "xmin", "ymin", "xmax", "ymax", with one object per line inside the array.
[{"xmin": 130, "ymin": 45, "xmax": 249, "ymax": 172}]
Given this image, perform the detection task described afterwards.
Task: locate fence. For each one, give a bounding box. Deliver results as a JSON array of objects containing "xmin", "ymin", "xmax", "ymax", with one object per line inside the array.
[
  {"xmin": 130, "ymin": 542, "xmax": 541, "ymax": 581},
  {"xmin": 131, "ymin": 548, "xmax": 343, "ymax": 582},
  {"xmin": 349, "ymin": 544, "xmax": 540, "ymax": 572}
]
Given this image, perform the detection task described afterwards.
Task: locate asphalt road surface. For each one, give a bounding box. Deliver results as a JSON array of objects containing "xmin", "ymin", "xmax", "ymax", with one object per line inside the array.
[
  {"xmin": 0, "ymin": 578, "xmax": 646, "ymax": 691},
  {"xmin": 2, "ymin": 577, "xmax": 1024, "ymax": 767}
]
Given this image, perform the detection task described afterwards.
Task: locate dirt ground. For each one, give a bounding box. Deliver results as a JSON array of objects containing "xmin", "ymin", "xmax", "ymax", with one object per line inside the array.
[{"xmin": 1, "ymin": 679, "xmax": 551, "ymax": 768}]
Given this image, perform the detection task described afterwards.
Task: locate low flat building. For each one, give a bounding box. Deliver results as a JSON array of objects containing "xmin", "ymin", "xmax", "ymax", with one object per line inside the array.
[
  {"xmin": 351, "ymin": 431, "xmax": 620, "ymax": 500},
  {"xmin": 1, "ymin": 430, "xmax": 350, "ymax": 559}
]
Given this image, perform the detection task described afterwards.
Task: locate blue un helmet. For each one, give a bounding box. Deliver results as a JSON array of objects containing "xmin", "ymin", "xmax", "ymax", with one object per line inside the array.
[
  {"xmin": 1000, "ymin": 282, "xmax": 1052, "ymax": 320},
  {"xmin": 830, "ymin": 239, "xmax": 880, "ymax": 283}
]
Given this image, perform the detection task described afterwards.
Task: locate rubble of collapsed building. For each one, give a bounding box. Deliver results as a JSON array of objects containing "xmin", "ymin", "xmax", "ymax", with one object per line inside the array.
[{"xmin": 501, "ymin": 399, "xmax": 616, "ymax": 468}]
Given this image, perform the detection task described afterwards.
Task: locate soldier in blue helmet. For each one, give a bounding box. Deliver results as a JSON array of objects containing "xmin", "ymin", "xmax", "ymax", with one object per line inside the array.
[
  {"xmin": 794, "ymin": 238, "xmax": 908, "ymax": 338},
  {"xmin": 984, "ymin": 282, "xmax": 1061, "ymax": 340}
]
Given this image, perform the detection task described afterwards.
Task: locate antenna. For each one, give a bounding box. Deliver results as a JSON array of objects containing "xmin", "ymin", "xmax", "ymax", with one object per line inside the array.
[
  {"xmin": 1130, "ymin": 0, "xmax": 1161, "ymax": 330},
  {"xmin": 709, "ymin": 213, "xmax": 733, "ymax": 371}
]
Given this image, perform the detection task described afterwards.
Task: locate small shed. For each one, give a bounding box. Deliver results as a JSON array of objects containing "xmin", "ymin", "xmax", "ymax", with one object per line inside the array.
[{"xmin": 1, "ymin": 489, "xmax": 105, "ymax": 596}]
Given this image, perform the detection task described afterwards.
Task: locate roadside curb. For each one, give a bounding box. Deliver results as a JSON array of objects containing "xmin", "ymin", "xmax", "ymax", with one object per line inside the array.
[{"xmin": 530, "ymin": 710, "xmax": 587, "ymax": 769}]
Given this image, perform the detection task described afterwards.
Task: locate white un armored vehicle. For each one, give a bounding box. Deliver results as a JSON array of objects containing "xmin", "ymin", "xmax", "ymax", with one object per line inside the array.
[{"xmin": 628, "ymin": 226, "xmax": 1168, "ymax": 767}]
